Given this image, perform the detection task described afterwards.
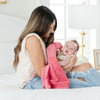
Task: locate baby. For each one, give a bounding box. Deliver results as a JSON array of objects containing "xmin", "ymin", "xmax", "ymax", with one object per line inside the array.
[{"xmin": 56, "ymin": 40, "xmax": 79, "ymax": 72}]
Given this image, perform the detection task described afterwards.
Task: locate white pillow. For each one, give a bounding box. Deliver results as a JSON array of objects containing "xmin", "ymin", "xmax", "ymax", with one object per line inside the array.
[
  {"xmin": 0, "ymin": 42, "xmax": 17, "ymax": 74},
  {"xmin": 76, "ymin": 55, "xmax": 88, "ymax": 65},
  {"xmin": 0, "ymin": 14, "xmax": 27, "ymax": 74},
  {"xmin": 0, "ymin": 14, "xmax": 27, "ymax": 42}
]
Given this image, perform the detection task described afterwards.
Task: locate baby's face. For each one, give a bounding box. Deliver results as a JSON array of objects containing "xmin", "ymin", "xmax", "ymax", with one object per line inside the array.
[{"xmin": 62, "ymin": 41, "xmax": 77, "ymax": 56}]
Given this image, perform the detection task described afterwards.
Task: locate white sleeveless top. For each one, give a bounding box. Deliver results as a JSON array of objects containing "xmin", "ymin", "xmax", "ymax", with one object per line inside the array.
[{"xmin": 16, "ymin": 33, "xmax": 48, "ymax": 88}]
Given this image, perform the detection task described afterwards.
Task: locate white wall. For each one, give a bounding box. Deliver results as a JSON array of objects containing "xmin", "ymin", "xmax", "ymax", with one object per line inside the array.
[
  {"xmin": 96, "ymin": 0, "xmax": 100, "ymax": 49},
  {"xmin": 96, "ymin": 29, "xmax": 100, "ymax": 49},
  {"xmin": 0, "ymin": 0, "xmax": 49, "ymax": 73},
  {"xmin": 0, "ymin": 0, "xmax": 49, "ymax": 19},
  {"xmin": 0, "ymin": 0, "xmax": 100, "ymax": 49}
]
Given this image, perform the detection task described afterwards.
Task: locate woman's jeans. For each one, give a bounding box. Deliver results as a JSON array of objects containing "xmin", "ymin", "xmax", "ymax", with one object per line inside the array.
[{"xmin": 24, "ymin": 67, "xmax": 100, "ymax": 89}]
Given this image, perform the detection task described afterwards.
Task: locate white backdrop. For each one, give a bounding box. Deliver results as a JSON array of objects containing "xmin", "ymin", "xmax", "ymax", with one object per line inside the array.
[{"xmin": 0, "ymin": 0, "xmax": 49, "ymax": 19}]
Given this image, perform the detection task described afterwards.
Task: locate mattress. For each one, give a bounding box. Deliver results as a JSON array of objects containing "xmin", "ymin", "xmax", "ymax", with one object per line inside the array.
[{"xmin": 0, "ymin": 73, "xmax": 100, "ymax": 100}]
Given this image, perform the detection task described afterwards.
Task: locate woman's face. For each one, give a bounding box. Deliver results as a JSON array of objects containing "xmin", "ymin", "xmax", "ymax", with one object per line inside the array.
[{"xmin": 45, "ymin": 20, "xmax": 55, "ymax": 38}]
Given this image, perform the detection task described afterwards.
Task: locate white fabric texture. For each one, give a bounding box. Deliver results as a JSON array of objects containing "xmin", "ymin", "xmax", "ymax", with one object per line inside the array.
[
  {"xmin": 0, "ymin": 14, "xmax": 27, "ymax": 74},
  {"xmin": 0, "ymin": 73, "xmax": 100, "ymax": 100},
  {"xmin": 16, "ymin": 33, "xmax": 47, "ymax": 88}
]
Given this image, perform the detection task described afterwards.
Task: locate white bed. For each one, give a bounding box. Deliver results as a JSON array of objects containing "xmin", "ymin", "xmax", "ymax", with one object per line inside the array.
[
  {"xmin": 0, "ymin": 14, "xmax": 100, "ymax": 100},
  {"xmin": 0, "ymin": 73, "xmax": 100, "ymax": 100}
]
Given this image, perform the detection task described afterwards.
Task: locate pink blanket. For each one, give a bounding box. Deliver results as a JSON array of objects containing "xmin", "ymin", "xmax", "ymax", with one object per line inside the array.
[{"xmin": 41, "ymin": 42, "xmax": 69, "ymax": 89}]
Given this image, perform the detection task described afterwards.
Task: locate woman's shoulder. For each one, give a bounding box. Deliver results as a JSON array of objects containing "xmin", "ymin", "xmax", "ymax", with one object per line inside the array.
[
  {"xmin": 22, "ymin": 33, "xmax": 47, "ymax": 64},
  {"xmin": 20, "ymin": 33, "xmax": 42, "ymax": 52},
  {"xmin": 25, "ymin": 33, "xmax": 41, "ymax": 49},
  {"xmin": 25, "ymin": 33, "xmax": 41, "ymax": 41},
  {"xmin": 24, "ymin": 33, "xmax": 43, "ymax": 45},
  {"xmin": 26, "ymin": 34, "xmax": 40, "ymax": 43}
]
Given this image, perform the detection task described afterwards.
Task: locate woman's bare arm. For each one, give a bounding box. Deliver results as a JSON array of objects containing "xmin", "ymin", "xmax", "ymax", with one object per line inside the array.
[{"xmin": 25, "ymin": 36, "xmax": 45, "ymax": 77}]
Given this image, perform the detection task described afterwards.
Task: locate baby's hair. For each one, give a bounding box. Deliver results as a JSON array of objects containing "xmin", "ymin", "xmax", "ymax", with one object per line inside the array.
[{"xmin": 71, "ymin": 40, "xmax": 79, "ymax": 51}]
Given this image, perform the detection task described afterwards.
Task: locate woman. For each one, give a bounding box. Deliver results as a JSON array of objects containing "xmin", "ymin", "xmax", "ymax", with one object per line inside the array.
[
  {"xmin": 13, "ymin": 6, "xmax": 57, "ymax": 89},
  {"xmin": 13, "ymin": 6, "xmax": 100, "ymax": 89}
]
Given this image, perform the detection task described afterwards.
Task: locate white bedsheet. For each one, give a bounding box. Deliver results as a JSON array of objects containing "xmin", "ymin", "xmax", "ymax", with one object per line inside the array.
[{"xmin": 0, "ymin": 73, "xmax": 100, "ymax": 100}]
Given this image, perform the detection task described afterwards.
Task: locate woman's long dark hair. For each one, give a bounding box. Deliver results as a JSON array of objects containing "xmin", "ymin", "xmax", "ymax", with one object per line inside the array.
[{"xmin": 13, "ymin": 6, "xmax": 57, "ymax": 68}]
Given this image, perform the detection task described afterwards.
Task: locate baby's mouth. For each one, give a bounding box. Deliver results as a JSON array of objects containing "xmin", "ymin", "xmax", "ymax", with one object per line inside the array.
[{"xmin": 66, "ymin": 50, "xmax": 68, "ymax": 53}]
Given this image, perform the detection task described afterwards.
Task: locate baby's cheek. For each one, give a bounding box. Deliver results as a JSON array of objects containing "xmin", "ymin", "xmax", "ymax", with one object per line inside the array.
[
  {"xmin": 69, "ymin": 51, "xmax": 74, "ymax": 54},
  {"xmin": 72, "ymin": 51, "xmax": 76, "ymax": 54}
]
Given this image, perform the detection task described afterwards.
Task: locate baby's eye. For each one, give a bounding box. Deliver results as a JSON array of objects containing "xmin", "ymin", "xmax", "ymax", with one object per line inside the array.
[{"xmin": 71, "ymin": 48, "xmax": 73, "ymax": 50}]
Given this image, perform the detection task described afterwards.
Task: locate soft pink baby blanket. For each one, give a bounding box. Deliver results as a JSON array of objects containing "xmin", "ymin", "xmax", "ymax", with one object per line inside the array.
[{"xmin": 41, "ymin": 42, "xmax": 69, "ymax": 89}]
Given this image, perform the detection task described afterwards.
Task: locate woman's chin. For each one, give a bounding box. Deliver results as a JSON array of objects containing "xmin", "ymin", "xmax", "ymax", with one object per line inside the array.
[{"xmin": 44, "ymin": 35, "xmax": 49, "ymax": 38}]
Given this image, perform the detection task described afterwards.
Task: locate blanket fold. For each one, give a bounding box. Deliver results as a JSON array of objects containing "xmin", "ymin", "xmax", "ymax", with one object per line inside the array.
[{"xmin": 41, "ymin": 42, "xmax": 69, "ymax": 89}]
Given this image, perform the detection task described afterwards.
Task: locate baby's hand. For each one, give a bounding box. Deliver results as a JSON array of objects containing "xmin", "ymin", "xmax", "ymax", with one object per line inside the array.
[{"xmin": 56, "ymin": 49, "xmax": 60, "ymax": 55}]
